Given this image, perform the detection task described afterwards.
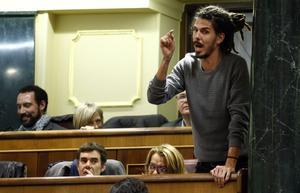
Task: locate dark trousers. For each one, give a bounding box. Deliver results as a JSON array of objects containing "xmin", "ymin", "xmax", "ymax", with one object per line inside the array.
[{"xmin": 195, "ymin": 156, "xmax": 248, "ymax": 173}]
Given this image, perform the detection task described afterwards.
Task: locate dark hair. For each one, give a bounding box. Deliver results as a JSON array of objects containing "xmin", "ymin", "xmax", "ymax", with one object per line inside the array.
[
  {"xmin": 193, "ymin": 5, "xmax": 250, "ymax": 54},
  {"xmin": 17, "ymin": 85, "xmax": 48, "ymax": 113},
  {"xmin": 109, "ymin": 178, "xmax": 148, "ymax": 193},
  {"xmin": 77, "ymin": 142, "xmax": 107, "ymax": 164}
]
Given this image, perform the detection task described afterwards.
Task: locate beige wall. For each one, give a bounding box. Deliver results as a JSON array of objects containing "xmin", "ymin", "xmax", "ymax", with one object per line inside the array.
[
  {"xmin": 157, "ymin": 14, "xmax": 180, "ymax": 119},
  {"xmin": 3, "ymin": 0, "xmax": 252, "ymax": 122},
  {"xmin": 34, "ymin": 1, "xmax": 184, "ymax": 122}
]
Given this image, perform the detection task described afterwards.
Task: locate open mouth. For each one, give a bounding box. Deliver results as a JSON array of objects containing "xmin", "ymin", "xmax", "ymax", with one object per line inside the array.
[
  {"xmin": 194, "ymin": 42, "xmax": 203, "ymax": 48},
  {"xmin": 182, "ymin": 106, "xmax": 189, "ymax": 111}
]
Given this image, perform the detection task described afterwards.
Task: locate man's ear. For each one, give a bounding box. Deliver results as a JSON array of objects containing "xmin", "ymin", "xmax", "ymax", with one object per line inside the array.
[
  {"xmin": 101, "ymin": 164, "xmax": 106, "ymax": 173},
  {"xmin": 39, "ymin": 100, "xmax": 46, "ymax": 113},
  {"xmin": 216, "ymin": 32, "xmax": 225, "ymax": 45}
]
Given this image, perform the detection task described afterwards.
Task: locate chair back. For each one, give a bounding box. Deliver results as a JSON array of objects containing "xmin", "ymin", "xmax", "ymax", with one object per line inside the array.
[
  {"xmin": 103, "ymin": 114, "xmax": 168, "ymax": 128},
  {"xmin": 102, "ymin": 159, "xmax": 126, "ymax": 175},
  {"xmin": 51, "ymin": 114, "xmax": 74, "ymax": 129},
  {"xmin": 0, "ymin": 161, "xmax": 27, "ymax": 178},
  {"xmin": 184, "ymin": 159, "xmax": 197, "ymax": 173}
]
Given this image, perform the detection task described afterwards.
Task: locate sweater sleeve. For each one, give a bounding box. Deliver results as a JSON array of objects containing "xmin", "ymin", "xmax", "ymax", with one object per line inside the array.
[
  {"xmin": 147, "ymin": 60, "xmax": 186, "ymax": 105},
  {"xmin": 227, "ymin": 57, "xmax": 250, "ymax": 147}
]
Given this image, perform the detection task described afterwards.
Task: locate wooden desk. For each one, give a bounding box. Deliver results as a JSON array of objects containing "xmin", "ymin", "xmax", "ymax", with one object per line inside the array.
[
  {"xmin": 0, "ymin": 173, "xmax": 243, "ymax": 193},
  {"xmin": 0, "ymin": 127, "xmax": 194, "ymax": 177}
]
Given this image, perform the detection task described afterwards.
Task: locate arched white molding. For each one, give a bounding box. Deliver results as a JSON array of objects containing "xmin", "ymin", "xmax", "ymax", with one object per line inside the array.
[{"xmin": 69, "ymin": 29, "xmax": 142, "ymax": 107}]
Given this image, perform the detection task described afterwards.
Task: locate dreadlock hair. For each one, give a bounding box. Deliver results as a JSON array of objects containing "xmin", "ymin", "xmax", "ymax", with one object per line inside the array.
[{"xmin": 193, "ymin": 5, "xmax": 251, "ymax": 54}]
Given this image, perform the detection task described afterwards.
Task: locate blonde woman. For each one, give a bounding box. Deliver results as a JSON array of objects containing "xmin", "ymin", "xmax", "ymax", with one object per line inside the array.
[
  {"xmin": 73, "ymin": 102, "xmax": 103, "ymax": 129},
  {"xmin": 145, "ymin": 144, "xmax": 186, "ymax": 174}
]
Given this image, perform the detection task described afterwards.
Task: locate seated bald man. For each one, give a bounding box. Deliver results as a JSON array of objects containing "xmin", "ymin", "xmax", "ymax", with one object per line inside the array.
[{"xmin": 161, "ymin": 91, "xmax": 191, "ymax": 127}]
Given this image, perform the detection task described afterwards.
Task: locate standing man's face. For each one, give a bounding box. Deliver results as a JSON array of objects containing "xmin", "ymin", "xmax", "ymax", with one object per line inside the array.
[
  {"xmin": 17, "ymin": 92, "xmax": 45, "ymax": 127},
  {"xmin": 192, "ymin": 18, "xmax": 224, "ymax": 58},
  {"xmin": 77, "ymin": 150, "xmax": 105, "ymax": 176}
]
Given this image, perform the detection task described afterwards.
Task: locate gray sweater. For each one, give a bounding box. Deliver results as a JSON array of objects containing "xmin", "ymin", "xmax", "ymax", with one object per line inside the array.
[{"xmin": 147, "ymin": 53, "xmax": 249, "ymax": 162}]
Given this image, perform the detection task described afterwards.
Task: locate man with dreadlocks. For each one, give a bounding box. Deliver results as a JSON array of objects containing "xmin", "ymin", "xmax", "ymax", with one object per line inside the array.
[{"xmin": 147, "ymin": 5, "xmax": 250, "ymax": 187}]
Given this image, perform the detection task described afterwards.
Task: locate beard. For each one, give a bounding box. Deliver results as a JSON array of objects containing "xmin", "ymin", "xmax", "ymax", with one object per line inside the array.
[
  {"xmin": 195, "ymin": 44, "xmax": 216, "ymax": 59},
  {"xmin": 196, "ymin": 53, "xmax": 209, "ymax": 59},
  {"xmin": 193, "ymin": 37, "xmax": 218, "ymax": 59},
  {"xmin": 20, "ymin": 111, "xmax": 42, "ymax": 127}
]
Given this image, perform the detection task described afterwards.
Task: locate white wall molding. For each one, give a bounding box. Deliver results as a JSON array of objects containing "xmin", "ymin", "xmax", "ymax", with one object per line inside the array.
[{"xmin": 68, "ymin": 29, "xmax": 142, "ymax": 108}]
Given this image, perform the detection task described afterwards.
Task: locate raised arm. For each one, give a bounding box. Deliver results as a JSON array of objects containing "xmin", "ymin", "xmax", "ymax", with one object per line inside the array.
[
  {"xmin": 156, "ymin": 30, "xmax": 175, "ymax": 80},
  {"xmin": 147, "ymin": 30, "xmax": 184, "ymax": 105}
]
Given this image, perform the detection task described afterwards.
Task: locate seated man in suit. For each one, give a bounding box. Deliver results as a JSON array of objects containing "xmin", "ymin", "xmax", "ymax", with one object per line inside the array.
[
  {"xmin": 161, "ymin": 91, "xmax": 191, "ymax": 127},
  {"xmin": 16, "ymin": 85, "xmax": 66, "ymax": 131},
  {"xmin": 45, "ymin": 142, "xmax": 125, "ymax": 176}
]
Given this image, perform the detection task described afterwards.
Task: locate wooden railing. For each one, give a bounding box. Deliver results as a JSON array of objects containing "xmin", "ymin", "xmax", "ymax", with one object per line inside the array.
[
  {"xmin": 0, "ymin": 127, "xmax": 194, "ymax": 177},
  {"xmin": 0, "ymin": 173, "xmax": 244, "ymax": 193}
]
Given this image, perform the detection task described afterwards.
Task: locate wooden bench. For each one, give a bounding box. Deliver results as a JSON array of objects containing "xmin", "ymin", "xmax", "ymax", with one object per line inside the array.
[
  {"xmin": 0, "ymin": 173, "xmax": 245, "ymax": 193},
  {"xmin": 0, "ymin": 127, "xmax": 194, "ymax": 177}
]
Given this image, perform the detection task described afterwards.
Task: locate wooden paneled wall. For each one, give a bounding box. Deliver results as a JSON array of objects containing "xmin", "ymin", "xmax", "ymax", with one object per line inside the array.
[{"xmin": 0, "ymin": 127, "xmax": 194, "ymax": 176}]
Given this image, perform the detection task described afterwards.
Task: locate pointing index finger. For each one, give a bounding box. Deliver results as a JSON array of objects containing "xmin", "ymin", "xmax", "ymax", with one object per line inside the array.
[{"xmin": 167, "ymin": 29, "xmax": 174, "ymax": 41}]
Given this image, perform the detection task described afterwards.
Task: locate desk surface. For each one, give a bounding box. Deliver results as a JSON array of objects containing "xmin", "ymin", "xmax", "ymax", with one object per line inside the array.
[{"xmin": 0, "ymin": 127, "xmax": 193, "ymax": 151}]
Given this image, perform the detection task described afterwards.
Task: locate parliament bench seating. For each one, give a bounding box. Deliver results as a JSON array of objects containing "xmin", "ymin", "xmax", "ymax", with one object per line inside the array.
[
  {"xmin": 51, "ymin": 114, "xmax": 169, "ymax": 129},
  {"xmin": 0, "ymin": 127, "xmax": 194, "ymax": 177}
]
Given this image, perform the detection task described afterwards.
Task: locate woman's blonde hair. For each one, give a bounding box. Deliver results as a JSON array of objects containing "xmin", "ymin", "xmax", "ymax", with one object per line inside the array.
[
  {"xmin": 73, "ymin": 102, "xmax": 103, "ymax": 129},
  {"xmin": 145, "ymin": 144, "xmax": 186, "ymax": 174}
]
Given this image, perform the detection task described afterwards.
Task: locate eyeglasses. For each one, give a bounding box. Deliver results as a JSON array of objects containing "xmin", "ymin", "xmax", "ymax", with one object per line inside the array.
[{"xmin": 148, "ymin": 163, "xmax": 168, "ymax": 174}]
